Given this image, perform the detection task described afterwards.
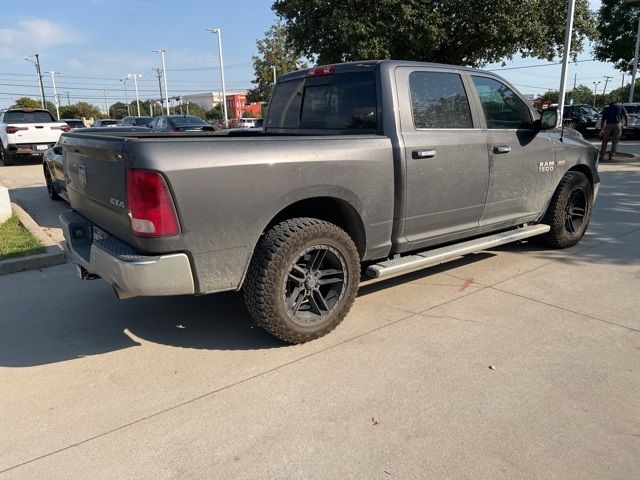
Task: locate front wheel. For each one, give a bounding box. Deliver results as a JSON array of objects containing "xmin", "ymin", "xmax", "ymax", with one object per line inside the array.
[
  {"xmin": 243, "ymin": 218, "xmax": 360, "ymax": 344},
  {"xmin": 0, "ymin": 145, "xmax": 14, "ymax": 166},
  {"xmin": 540, "ymin": 171, "xmax": 593, "ymax": 248},
  {"xmin": 44, "ymin": 166, "xmax": 61, "ymax": 201}
]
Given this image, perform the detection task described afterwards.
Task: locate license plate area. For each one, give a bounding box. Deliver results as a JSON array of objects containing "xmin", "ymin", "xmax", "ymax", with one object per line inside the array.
[{"xmin": 36, "ymin": 144, "xmax": 48, "ymax": 151}]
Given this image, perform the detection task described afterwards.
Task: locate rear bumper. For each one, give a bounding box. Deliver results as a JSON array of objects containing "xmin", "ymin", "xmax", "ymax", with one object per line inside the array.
[
  {"xmin": 59, "ymin": 210, "xmax": 195, "ymax": 298},
  {"xmin": 7, "ymin": 142, "xmax": 54, "ymax": 155}
]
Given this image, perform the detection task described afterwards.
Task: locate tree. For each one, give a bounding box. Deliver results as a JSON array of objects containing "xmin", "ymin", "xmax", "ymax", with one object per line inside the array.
[
  {"xmin": 10, "ymin": 97, "xmax": 41, "ymax": 109},
  {"xmin": 568, "ymin": 85, "xmax": 596, "ymax": 105},
  {"xmin": 183, "ymin": 102, "xmax": 206, "ymax": 118},
  {"xmin": 273, "ymin": 0, "xmax": 596, "ymax": 67},
  {"xmin": 540, "ymin": 89, "xmax": 559, "ymax": 104},
  {"xmin": 247, "ymin": 22, "xmax": 306, "ymax": 103},
  {"xmin": 205, "ymin": 104, "xmax": 224, "ymax": 121},
  {"xmin": 594, "ymin": 0, "xmax": 640, "ymax": 73},
  {"xmin": 58, "ymin": 102, "xmax": 103, "ymax": 120}
]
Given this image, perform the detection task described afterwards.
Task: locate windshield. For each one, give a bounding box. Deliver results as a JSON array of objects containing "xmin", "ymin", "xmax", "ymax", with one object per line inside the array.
[
  {"xmin": 267, "ymin": 71, "xmax": 377, "ymax": 132},
  {"xmin": 133, "ymin": 117, "xmax": 151, "ymax": 125},
  {"xmin": 4, "ymin": 110, "xmax": 55, "ymax": 123},
  {"xmin": 625, "ymin": 105, "xmax": 640, "ymax": 114},
  {"xmin": 99, "ymin": 120, "xmax": 119, "ymax": 125},
  {"xmin": 172, "ymin": 116, "xmax": 207, "ymax": 126}
]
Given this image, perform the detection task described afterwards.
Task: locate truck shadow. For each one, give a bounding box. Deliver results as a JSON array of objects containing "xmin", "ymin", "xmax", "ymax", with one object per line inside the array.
[{"xmin": 8, "ymin": 186, "xmax": 68, "ymax": 230}]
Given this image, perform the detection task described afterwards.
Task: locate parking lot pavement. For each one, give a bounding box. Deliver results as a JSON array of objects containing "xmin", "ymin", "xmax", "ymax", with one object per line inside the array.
[
  {"xmin": 1, "ymin": 163, "xmax": 639, "ymax": 479},
  {"xmin": 0, "ymin": 158, "xmax": 66, "ymax": 244}
]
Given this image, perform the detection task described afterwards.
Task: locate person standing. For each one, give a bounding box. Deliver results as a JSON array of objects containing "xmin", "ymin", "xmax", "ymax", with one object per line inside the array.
[{"xmin": 599, "ymin": 101, "xmax": 628, "ymax": 161}]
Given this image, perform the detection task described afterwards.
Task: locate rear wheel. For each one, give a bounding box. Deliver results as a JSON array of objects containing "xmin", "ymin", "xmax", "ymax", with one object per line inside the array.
[
  {"xmin": 243, "ymin": 218, "xmax": 360, "ymax": 344},
  {"xmin": 540, "ymin": 171, "xmax": 593, "ymax": 248},
  {"xmin": 0, "ymin": 145, "xmax": 14, "ymax": 166},
  {"xmin": 44, "ymin": 166, "xmax": 61, "ymax": 200}
]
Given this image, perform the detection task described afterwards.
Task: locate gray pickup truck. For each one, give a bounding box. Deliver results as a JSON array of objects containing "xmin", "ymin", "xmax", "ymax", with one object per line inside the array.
[{"xmin": 59, "ymin": 60, "xmax": 599, "ymax": 343}]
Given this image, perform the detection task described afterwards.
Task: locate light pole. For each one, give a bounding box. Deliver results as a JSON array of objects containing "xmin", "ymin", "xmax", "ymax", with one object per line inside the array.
[
  {"xmin": 120, "ymin": 78, "xmax": 131, "ymax": 116},
  {"xmin": 593, "ymin": 81, "xmax": 601, "ymax": 107},
  {"xmin": 557, "ymin": 0, "xmax": 576, "ymax": 127},
  {"xmin": 152, "ymin": 49, "xmax": 170, "ymax": 114},
  {"xmin": 128, "ymin": 73, "xmax": 142, "ymax": 116},
  {"xmin": 627, "ymin": 0, "xmax": 640, "ymax": 102},
  {"xmin": 207, "ymin": 28, "xmax": 228, "ymax": 126},
  {"xmin": 45, "ymin": 71, "xmax": 61, "ymax": 119},
  {"xmin": 272, "ymin": 66, "xmax": 277, "ymax": 85},
  {"xmin": 103, "ymin": 89, "xmax": 109, "ymax": 116},
  {"xmin": 24, "ymin": 54, "xmax": 46, "ymax": 108}
]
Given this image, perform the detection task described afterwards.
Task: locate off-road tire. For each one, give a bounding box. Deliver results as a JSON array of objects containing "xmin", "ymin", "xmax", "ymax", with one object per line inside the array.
[
  {"xmin": 243, "ymin": 217, "xmax": 360, "ymax": 344},
  {"xmin": 0, "ymin": 146, "xmax": 14, "ymax": 166},
  {"xmin": 44, "ymin": 166, "xmax": 61, "ymax": 200},
  {"xmin": 540, "ymin": 171, "xmax": 593, "ymax": 248}
]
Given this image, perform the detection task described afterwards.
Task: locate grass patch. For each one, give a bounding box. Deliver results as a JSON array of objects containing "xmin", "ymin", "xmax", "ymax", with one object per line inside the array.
[{"xmin": 0, "ymin": 213, "xmax": 46, "ymax": 261}]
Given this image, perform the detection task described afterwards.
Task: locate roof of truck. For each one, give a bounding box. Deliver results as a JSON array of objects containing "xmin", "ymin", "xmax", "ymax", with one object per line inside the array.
[{"xmin": 279, "ymin": 59, "xmax": 492, "ymax": 82}]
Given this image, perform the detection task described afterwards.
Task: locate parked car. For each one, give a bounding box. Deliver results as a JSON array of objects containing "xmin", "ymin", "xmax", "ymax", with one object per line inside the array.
[
  {"xmin": 0, "ymin": 108, "xmax": 70, "ymax": 166},
  {"xmin": 43, "ymin": 126, "xmax": 151, "ymax": 201},
  {"xmin": 561, "ymin": 104, "xmax": 599, "ymax": 136},
  {"xmin": 61, "ymin": 118, "xmax": 85, "ymax": 129},
  {"xmin": 92, "ymin": 119, "xmax": 120, "ymax": 127},
  {"xmin": 235, "ymin": 118, "xmax": 264, "ymax": 129},
  {"xmin": 148, "ymin": 115, "xmax": 214, "ymax": 132},
  {"xmin": 59, "ymin": 60, "xmax": 599, "ymax": 344},
  {"xmin": 596, "ymin": 103, "xmax": 640, "ymax": 138},
  {"xmin": 121, "ymin": 116, "xmax": 152, "ymax": 127}
]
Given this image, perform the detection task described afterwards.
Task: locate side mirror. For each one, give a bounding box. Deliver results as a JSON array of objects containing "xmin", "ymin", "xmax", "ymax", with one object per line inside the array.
[
  {"xmin": 53, "ymin": 146, "xmax": 63, "ymax": 155},
  {"xmin": 539, "ymin": 109, "xmax": 558, "ymax": 130}
]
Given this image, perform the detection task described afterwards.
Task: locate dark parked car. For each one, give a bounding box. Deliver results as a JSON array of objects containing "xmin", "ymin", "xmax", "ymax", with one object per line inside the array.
[
  {"xmin": 61, "ymin": 118, "xmax": 85, "ymax": 129},
  {"xmin": 121, "ymin": 116, "xmax": 152, "ymax": 127},
  {"xmin": 148, "ymin": 115, "xmax": 214, "ymax": 132},
  {"xmin": 562, "ymin": 104, "xmax": 599, "ymax": 136},
  {"xmin": 43, "ymin": 127, "xmax": 151, "ymax": 201},
  {"xmin": 92, "ymin": 119, "xmax": 119, "ymax": 127}
]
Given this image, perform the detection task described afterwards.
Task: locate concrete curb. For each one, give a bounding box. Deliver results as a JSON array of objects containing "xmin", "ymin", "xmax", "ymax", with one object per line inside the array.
[{"xmin": 0, "ymin": 203, "xmax": 66, "ymax": 276}]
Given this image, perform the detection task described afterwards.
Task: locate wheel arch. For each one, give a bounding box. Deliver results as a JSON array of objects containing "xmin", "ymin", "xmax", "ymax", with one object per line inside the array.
[{"xmin": 264, "ymin": 196, "xmax": 367, "ymax": 259}]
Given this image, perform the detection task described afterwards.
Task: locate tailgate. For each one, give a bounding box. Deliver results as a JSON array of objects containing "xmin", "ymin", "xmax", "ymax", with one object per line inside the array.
[
  {"xmin": 61, "ymin": 134, "xmax": 133, "ymax": 242},
  {"xmin": 10, "ymin": 123, "xmax": 62, "ymax": 144}
]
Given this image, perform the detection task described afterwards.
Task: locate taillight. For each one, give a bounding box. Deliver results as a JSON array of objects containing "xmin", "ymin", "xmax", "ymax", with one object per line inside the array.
[
  {"xmin": 308, "ymin": 65, "xmax": 335, "ymax": 76},
  {"xmin": 51, "ymin": 125, "xmax": 71, "ymax": 132},
  {"xmin": 126, "ymin": 169, "xmax": 180, "ymax": 237},
  {"xmin": 5, "ymin": 126, "xmax": 27, "ymax": 134}
]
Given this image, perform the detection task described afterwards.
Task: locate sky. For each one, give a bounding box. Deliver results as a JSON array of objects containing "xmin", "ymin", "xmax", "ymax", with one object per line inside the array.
[{"xmin": 0, "ymin": 0, "xmax": 627, "ymax": 110}]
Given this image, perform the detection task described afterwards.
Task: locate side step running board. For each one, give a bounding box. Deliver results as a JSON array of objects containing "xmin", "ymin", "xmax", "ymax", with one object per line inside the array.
[{"xmin": 367, "ymin": 224, "xmax": 550, "ymax": 279}]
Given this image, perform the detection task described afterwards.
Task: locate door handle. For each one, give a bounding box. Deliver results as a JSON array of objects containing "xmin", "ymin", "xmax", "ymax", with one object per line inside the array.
[
  {"xmin": 493, "ymin": 145, "xmax": 511, "ymax": 154},
  {"xmin": 412, "ymin": 149, "xmax": 437, "ymax": 159}
]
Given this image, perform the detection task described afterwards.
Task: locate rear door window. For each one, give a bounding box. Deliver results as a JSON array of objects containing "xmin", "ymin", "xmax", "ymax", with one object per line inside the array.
[
  {"xmin": 267, "ymin": 71, "xmax": 377, "ymax": 132},
  {"xmin": 471, "ymin": 76, "xmax": 532, "ymax": 129},
  {"xmin": 4, "ymin": 110, "xmax": 55, "ymax": 123},
  {"xmin": 409, "ymin": 71, "xmax": 473, "ymax": 129}
]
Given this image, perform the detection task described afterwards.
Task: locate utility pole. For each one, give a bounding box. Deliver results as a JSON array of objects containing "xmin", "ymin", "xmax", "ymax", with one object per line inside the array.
[
  {"xmin": 152, "ymin": 49, "xmax": 170, "ymax": 114},
  {"xmin": 45, "ymin": 71, "xmax": 61, "ymax": 120},
  {"xmin": 120, "ymin": 78, "xmax": 131, "ymax": 116},
  {"xmin": 153, "ymin": 67, "xmax": 164, "ymax": 114},
  {"xmin": 66, "ymin": 91, "xmax": 70, "ymax": 106},
  {"xmin": 103, "ymin": 89, "xmax": 109, "ymax": 116},
  {"xmin": 128, "ymin": 74, "xmax": 142, "ymax": 116},
  {"xmin": 602, "ymin": 75, "xmax": 614, "ymax": 98},
  {"xmin": 24, "ymin": 54, "xmax": 46, "ymax": 108},
  {"xmin": 207, "ymin": 28, "xmax": 228, "ymax": 126},
  {"xmin": 621, "ymin": 73, "xmax": 625, "ymax": 102},
  {"xmin": 557, "ymin": 0, "xmax": 576, "ymax": 127},
  {"xmin": 272, "ymin": 66, "xmax": 277, "ymax": 85}
]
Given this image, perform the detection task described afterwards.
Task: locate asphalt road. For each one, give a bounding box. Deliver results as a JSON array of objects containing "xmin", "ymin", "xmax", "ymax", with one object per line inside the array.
[{"xmin": 0, "ymin": 160, "xmax": 638, "ymax": 478}]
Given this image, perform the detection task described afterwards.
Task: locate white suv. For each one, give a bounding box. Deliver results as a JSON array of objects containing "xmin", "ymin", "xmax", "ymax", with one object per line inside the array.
[{"xmin": 0, "ymin": 108, "xmax": 69, "ymax": 166}]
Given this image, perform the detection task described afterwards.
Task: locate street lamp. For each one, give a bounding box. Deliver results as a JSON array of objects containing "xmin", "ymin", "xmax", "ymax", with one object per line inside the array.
[
  {"xmin": 152, "ymin": 49, "xmax": 170, "ymax": 114},
  {"xmin": 24, "ymin": 54, "xmax": 46, "ymax": 108},
  {"xmin": 45, "ymin": 71, "xmax": 61, "ymax": 120},
  {"xmin": 593, "ymin": 81, "xmax": 601, "ymax": 107},
  {"xmin": 127, "ymin": 73, "xmax": 143, "ymax": 116},
  {"xmin": 120, "ymin": 78, "xmax": 131, "ymax": 116},
  {"xmin": 207, "ymin": 28, "xmax": 228, "ymax": 126}
]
